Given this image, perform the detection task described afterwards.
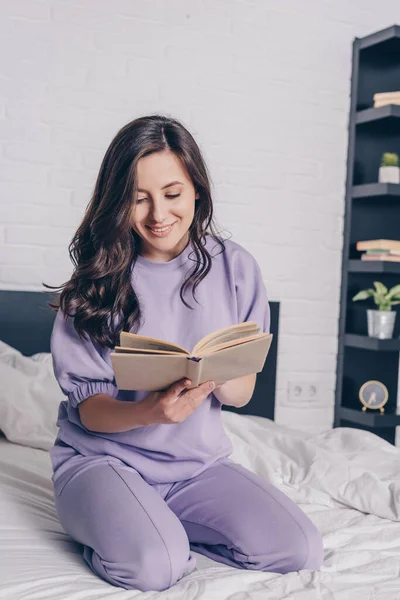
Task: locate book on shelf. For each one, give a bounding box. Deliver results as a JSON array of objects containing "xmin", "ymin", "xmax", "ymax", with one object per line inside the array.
[
  {"xmin": 356, "ymin": 239, "xmax": 400, "ymax": 251},
  {"xmin": 374, "ymin": 100, "xmax": 400, "ymax": 108},
  {"xmin": 373, "ymin": 91, "xmax": 400, "ymax": 100},
  {"xmin": 361, "ymin": 254, "xmax": 400, "ymax": 262},
  {"xmin": 364, "ymin": 249, "xmax": 400, "ymax": 256},
  {"xmin": 373, "ymin": 91, "xmax": 400, "ymax": 108},
  {"xmin": 110, "ymin": 321, "xmax": 273, "ymax": 391}
]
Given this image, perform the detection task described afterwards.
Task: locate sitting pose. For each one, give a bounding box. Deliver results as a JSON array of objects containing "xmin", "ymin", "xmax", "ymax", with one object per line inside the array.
[{"xmin": 47, "ymin": 114, "xmax": 324, "ymax": 592}]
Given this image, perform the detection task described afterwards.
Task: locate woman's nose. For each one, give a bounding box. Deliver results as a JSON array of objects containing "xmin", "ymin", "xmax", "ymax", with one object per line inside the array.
[{"xmin": 150, "ymin": 201, "xmax": 169, "ymax": 223}]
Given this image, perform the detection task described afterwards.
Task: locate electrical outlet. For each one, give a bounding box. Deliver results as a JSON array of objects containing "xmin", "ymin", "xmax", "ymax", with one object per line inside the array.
[{"xmin": 287, "ymin": 381, "xmax": 319, "ymax": 404}]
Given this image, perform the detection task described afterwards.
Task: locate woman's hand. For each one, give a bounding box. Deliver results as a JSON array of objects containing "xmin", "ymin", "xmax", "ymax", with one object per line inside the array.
[
  {"xmin": 140, "ymin": 378, "xmax": 216, "ymax": 426},
  {"xmin": 213, "ymin": 382, "xmax": 226, "ymax": 391},
  {"xmin": 212, "ymin": 374, "xmax": 257, "ymax": 408}
]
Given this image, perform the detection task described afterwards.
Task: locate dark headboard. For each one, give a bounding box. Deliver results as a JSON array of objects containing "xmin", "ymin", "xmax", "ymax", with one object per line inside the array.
[{"xmin": 0, "ymin": 290, "xmax": 279, "ymax": 421}]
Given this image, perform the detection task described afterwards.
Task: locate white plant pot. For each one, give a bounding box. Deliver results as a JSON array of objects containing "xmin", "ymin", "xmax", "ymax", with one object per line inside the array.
[
  {"xmin": 367, "ymin": 309, "xmax": 397, "ymax": 339},
  {"xmin": 378, "ymin": 166, "xmax": 400, "ymax": 184}
]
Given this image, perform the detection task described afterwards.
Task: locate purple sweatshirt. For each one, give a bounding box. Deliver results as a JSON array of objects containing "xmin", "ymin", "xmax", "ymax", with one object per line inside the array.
[{"xmin": 49, "ymin": 234, "xmax": 270, "ymax": 493}]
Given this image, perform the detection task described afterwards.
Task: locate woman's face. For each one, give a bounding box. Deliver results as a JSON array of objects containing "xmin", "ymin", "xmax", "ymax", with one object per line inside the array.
[{"xmin": 131, "ymin": 150, "xmax": 200, "ymax": 262}]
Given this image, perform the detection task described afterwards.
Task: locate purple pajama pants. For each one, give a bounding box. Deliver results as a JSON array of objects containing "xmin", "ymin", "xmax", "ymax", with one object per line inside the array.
[{"xmin": 53, "ymin": 455, "xmax": 324, "ymax": 592}]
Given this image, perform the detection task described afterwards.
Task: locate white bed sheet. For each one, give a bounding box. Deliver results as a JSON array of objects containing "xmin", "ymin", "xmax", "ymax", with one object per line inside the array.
[{"xmin": 1, "ymin": 411, "xmax": 400, "ymax": 600}]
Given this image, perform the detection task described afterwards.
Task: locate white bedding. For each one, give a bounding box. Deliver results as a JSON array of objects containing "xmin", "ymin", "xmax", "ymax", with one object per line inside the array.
[{"xmin": 1, "ymin": 411, "xmax": 400, "ymax": 600}]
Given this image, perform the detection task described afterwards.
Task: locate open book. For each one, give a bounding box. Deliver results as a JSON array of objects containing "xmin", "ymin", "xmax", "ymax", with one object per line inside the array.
[{"xmin": 110, "ymin": 321, "xmax": 273, "ymax": 391}]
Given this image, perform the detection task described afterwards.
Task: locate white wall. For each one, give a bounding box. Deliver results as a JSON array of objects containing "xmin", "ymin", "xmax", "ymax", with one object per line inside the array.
[{"xmin": 1, "ymin": 0, "xmax": 399, "ymax": 435}]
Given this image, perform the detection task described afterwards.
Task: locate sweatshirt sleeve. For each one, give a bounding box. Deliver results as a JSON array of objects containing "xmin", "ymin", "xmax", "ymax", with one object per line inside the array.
[
  {"xmin": 235, "ymin": 248, "xmax": 271, "ymax": 334},
  {"xmin": 50, "ymin": 308, "xmax": 119, "ymax": 408}
]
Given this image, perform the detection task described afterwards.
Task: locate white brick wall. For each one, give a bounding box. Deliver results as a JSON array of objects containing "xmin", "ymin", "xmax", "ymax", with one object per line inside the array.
[{"xmin": 1, "ymin": 0, "xmax": 399, "ymax": 435}]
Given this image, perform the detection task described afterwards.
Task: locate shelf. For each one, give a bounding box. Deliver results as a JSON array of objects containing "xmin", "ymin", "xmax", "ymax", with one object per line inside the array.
[
  {"xmin": 344, "ymin": 334, "xmax": 400, "ymax": 351},
  {"xmin": 352, "ymin": 183, "xmax": 400, "ymax": 198},
  {"xmin": 355, "ymin": 104, "xmax": 400, "ymax": 125},
  {"xmin": 335, "ymin": 25, "xmax": 400, "ymax": 443},
  {"xmin": 348, "ymin": 260, "xmax": 400, "ymax": 273},
  {"xmin": 339, "ymin": 406, "xmax": 400, "ymax": 427},
  {"xmin": 356, "ymin": 24, "xmax": 400, "ymax": 51}
]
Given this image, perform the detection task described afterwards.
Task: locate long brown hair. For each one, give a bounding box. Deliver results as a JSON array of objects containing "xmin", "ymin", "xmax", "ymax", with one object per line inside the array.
[{"xmin": 43, "ymin": 114, "xmax": 230, "ymax": 348}]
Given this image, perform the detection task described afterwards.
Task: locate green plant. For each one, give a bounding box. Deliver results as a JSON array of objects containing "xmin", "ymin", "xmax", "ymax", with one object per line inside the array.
[
  {"xmin": 380, "ymin": 152, "xmax": 399, "ymax": 167},
  {"xmin": 352, "ymin": 281, "xmax": 400, "ymax": 311}
]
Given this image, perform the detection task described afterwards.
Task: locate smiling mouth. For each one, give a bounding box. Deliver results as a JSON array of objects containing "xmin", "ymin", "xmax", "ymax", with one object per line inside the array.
[
  {"xmin": 147, "ymin": 224, "xmax": 174, "ymax": 231},
  {"xmin": 146, "ymin": 222, "xmax": 176, "ymax": 235}
]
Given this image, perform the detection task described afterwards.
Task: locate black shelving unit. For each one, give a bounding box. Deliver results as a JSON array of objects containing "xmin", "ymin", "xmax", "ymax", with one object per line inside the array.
[{"xmin": 334, "ymin": 25, "xmax": 400, "ymax": 445}]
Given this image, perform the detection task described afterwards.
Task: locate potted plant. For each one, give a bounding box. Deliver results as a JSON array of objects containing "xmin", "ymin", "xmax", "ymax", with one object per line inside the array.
[
  {"xmin": 378, "ymin": 152, "xmax": 400, "ymax": 184},
  {"xmin": 352, "ymin": 281, "xmax": 400, "ymax": 339}
]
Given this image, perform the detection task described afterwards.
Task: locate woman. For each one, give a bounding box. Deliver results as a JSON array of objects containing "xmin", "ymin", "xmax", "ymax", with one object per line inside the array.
[{"xmin": 46, "ymin": 114, "xmax": 324, "ymax": 592}]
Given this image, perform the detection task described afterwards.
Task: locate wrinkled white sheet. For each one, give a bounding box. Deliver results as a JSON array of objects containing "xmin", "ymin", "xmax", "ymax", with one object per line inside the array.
[{"xmin": 1, "ymin": 411, "xmax": 400, "ymax": 600}]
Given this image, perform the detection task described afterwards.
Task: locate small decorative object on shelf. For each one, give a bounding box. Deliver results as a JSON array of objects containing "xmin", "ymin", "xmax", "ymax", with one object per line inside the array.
[
  {"xmin": 378, "ymin": 152, "xmax": 400, "ymax": 184},
  {"xmin": 352, "ymin": 281, "xmax": 400, "ymax": 338},
  {"xmin": 359, "ymin": 380, "xmax": 389, "ymax": 413}
]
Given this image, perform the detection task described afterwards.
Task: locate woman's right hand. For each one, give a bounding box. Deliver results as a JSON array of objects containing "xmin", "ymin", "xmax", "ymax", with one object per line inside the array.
[{"xmin": 140, "ymin": 378, "xmax": 215, "ymax": 426}]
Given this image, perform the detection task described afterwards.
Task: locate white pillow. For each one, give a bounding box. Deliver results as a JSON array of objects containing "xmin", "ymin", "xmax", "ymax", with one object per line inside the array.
[{"xmin": 0, "ymin": 340, "xmax": 64, "ymax": 451}]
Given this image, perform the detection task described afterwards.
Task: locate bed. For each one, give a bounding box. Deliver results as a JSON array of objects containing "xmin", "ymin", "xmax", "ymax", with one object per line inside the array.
[{"xmin": 1, "ymin": 290, "xmax": 400, "ymax": 599}]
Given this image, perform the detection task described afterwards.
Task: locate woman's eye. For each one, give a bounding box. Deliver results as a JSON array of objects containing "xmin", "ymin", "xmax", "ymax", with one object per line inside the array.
[{"xmin": 136, "ymin": 194, "xmax": 180, "ymax": 204}]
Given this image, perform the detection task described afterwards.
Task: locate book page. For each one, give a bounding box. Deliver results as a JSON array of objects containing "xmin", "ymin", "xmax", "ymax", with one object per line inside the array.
[
  {"xmin": 195, "ymin": 326, "xmax": 260, "ymax": 352},
  {"xmin": 120, "ymin": 331, "xmax": 190, "ymax": 355},
  {"xmin": 192, "ymin": 321, "xmax": 258, "ymax": 354},
  {"xmin": 114, "ymin": 346, "xmax": 184, "ymax": 355},
  {"xmin": 197, "ymin": 333, "xmax": 271, "ymax": 356}
]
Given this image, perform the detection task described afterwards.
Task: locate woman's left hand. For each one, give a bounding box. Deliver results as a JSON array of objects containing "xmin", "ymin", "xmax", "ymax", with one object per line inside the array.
[
  {"xmin": 211, "ymin": 374, "xmax": 257, "ymax": 408},
  {"xmin": 213, "ymin": 381, "xmax": 227, "ymax": 390}
]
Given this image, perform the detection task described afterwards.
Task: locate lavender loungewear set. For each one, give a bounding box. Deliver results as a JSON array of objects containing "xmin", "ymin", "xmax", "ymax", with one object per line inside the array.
[{"xmin": 50, "ymin": 234, "xmax": 324, "ymax": 591}]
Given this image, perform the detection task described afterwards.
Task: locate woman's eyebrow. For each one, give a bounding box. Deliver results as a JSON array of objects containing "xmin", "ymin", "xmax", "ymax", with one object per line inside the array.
[{"xmin": 137, "ymin": 180, "xmax": 183, "ymax": 192}]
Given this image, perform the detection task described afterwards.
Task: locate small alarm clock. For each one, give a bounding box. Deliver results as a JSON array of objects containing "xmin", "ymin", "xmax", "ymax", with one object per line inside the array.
[{"xmin": 359, "ymin": 380, "xmax": 389, "ymax": 413}]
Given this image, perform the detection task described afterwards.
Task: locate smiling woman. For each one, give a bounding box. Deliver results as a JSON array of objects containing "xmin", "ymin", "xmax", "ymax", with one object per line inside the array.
[
  {"xmin": 131, "ymin": 151, "xmax": 200, "ymax": 262},
  {"xmin": 42, "ymin": 114, "xmax": 323, "ymax": 593},
  {"xmin": 43, "ymin": 114, "xmax": 226, "ymax": 348}
]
